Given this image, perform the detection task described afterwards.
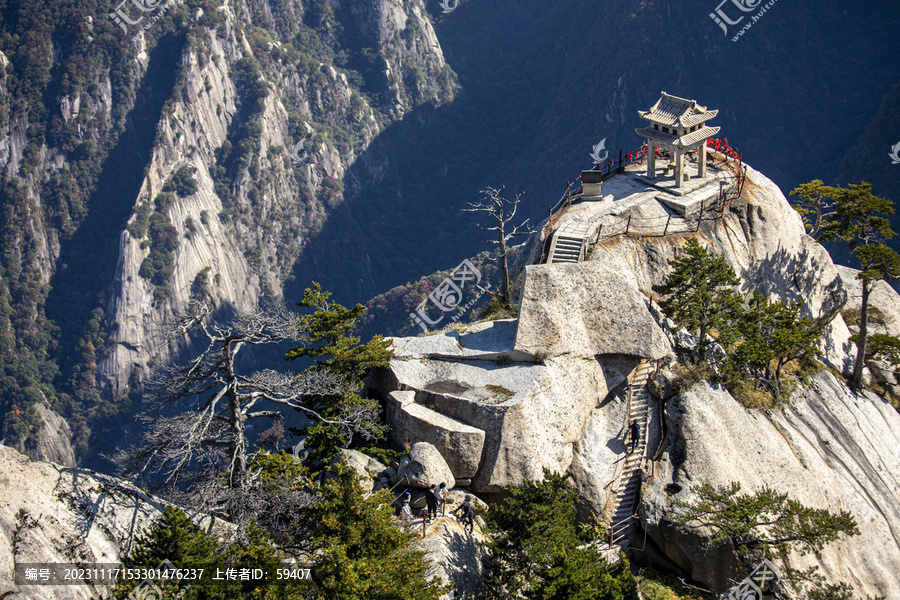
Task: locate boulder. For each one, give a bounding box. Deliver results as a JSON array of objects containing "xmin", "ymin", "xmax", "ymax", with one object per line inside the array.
[
  {"xmin": 399, "ymin": 442, "xmax": 455, "ymax": 489},
  {"xmin": 334, "ymin": 449, "xmax": 387, "ymax": 493},
  {"xmin": 387, "ymin": 392, "xmax": 486, "ymax": 479},
  {"xmin": 515, "ymin": 261, "xmax": 670, "ymax": 360},
  {"xmin": 648, "ymin": 371, "xmax": 677, "ymax": 401}
]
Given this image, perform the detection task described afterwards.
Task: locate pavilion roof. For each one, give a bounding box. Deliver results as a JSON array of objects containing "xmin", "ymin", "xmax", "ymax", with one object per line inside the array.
[
  {"xmin": 635, "ymin": 124, "xmax": 721, "ymax": 149},
  {"xmin": 638, "ymin": 92, "xmax": 718, "ymax": 128}
]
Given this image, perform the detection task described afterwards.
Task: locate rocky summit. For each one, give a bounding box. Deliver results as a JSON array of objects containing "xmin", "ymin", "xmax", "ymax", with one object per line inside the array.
[{"xmin": 370, "ymin": 157, "xmax": 900, "ymax": 597}]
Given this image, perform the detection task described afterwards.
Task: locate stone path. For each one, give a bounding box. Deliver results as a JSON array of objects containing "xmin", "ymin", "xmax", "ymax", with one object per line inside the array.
[{"xmin": 600, "ymin": 359, "xmax": 653, "ymax": 562}]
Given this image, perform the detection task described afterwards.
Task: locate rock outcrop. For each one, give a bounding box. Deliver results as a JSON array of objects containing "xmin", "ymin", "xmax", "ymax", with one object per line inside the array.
[
  {"xmin": 414, "ymin": 515, "xmax": 490, "ymax": 600},
  {"xmin": 0, "ymin": 446, "xmax": 226, "ymax": 600},
  {"xmin": 642, "ymin": 372, "xmax": 900, "ymax": 597},
  {"xmin": 375, "ymin": 319, "xmax": 639, "ymax": 495},
  {"xmin": 515, "ymin": 261, "xmax": 670, "ymax": 360},
  {"xmin": 372, "ymin": 163, "xmax": 900, "ymax": 597}
]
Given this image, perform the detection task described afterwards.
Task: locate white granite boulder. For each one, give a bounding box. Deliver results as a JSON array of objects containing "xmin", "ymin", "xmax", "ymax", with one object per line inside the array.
[
  {"xmin": 399, "ymin": 442, "xmax": 455, "ymax": 490},
  {"xmin": 514, "ymin": 261, "xmax": 670, "ymax": 360}
]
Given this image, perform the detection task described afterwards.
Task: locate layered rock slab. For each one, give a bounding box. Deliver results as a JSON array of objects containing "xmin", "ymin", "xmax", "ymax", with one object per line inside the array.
[
  {"xmin": 374, "ymin": 340, "xmax": 639, "ymax": 494},
  {"xmin": 387, "ymin": 391, "xmax": 485, "ymax": 479},
  {"xmin": 515, "ymin": 261, "xmax": 670, "ymax": 360}
]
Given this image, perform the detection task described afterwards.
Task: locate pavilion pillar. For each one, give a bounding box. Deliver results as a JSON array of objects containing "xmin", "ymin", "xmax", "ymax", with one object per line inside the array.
[
  {"xmin": 675, "ymin": 151, "xmax": 684, "ymax": 188},
  {"xmin": 698, "ymin": 144, "xmax": 708, "ymax": 178},
  {"xmin": 648, "ymin": 146, "xmax": 656, "ymax": 178}
]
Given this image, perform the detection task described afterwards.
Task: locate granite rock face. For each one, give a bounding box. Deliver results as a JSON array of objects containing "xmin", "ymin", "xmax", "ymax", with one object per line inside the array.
[
  {"xmin": 0, "ymin": 447, "xmax": 227, "ymax": 600},
  {"xmin": 28, "ymin": 401, "xmax": 75, "ymax": 467},
  {"xmin": 414, "ymin": 515, "xmax": 489, "ymax": 600},
  {"xmin": 515, "ymin": 261, "xmax": 670, "ymax": 360},
  {"xmin": 642, "ymin": 372, "xmax": 900, "ymax": 597}
]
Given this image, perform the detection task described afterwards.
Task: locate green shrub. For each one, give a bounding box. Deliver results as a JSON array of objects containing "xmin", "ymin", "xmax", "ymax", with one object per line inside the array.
[{"xmin": 162, "ymin": 165, "xmax": 198, "ymax": 197}]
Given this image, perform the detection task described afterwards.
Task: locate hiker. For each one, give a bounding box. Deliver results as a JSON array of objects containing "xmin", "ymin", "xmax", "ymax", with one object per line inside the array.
[
  {"xmin": 401, "ymin": 500, "xmax": 413, "ymax": 523},
  {"xmin": 425, "ymin": 484, "xmax": 439, "ymax": 522},
  {"xmin": 396, "ymin": 489, "xmax": 411, "ymax": 514},
  {"xmin": 629, "ymin": 419, "xmax": 640, "ymax": 453},
  {"xmin": 453, "ymin": 495, "xmax": 475, "ymax": 534},
  {"xmin": 437, "ymin": 482, "xmax": 447, "ymax": 515}
]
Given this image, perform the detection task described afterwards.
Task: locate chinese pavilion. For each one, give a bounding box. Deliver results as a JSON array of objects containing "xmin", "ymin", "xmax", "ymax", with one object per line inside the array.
[{"xmin": 635, "ymin": 92, "xmax": 720, "ymax": 188}]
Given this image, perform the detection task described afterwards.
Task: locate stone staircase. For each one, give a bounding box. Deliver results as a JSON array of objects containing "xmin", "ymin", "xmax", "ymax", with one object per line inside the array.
[
  {"xmin": 601, "ymin": 360, "xmax": 653, "ymax": 561},
  {"xmin": 546, "ymin": 222, "xmax": 591, "ymax": 264},
  {"xmin": 548, "ymin": 234, "xmax": 584, "ymax": 263}
]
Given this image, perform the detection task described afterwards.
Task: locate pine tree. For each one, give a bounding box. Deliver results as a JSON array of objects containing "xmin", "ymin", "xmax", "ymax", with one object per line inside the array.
[
  {"xmin": 789, "ymin": 179, "xmax": 832, "ymax": 237},
  {"xmin": 674, "ymin": 482, "xmax": 861, "ymax": 597},
  {"xmin": 115, "ymin": 505, "xmax": 310, "ymax": 599},
  {"xmin": 285, "ymin": 283, "xmax": 393, "ymax": 467},
  {"xmin": 734, "ymin": 291, "xmax": 822, "ymax": 399},
  {"xmin": 810, "ymin": 183, "xmax": 900, "ymax": 391},
  {"xmin": 483, "ymin": 470, "xmax": 638, "ymax": 600},
  {"xmin": 304, "ymin": 461, "xmax": 448, "ymax": 600},
  {"xmin": 652, "ymin": 238, "xmax": 742, "ymax": 363}
]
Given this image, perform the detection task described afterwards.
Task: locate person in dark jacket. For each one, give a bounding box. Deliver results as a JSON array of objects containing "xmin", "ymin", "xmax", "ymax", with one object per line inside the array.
[
  {"xmin": 629, "ymin": 419, "xmax": 640, "ymax": 453},
  {"xmin": 425, "ymin": 484, "xmax": 439, "ymax": 522},
  {"xmin": 453, "ymin": 495, "xmax": 475, "ymax": 534}
]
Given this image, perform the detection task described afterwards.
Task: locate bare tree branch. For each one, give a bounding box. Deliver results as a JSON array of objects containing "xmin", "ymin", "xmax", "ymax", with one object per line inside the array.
[
  {"xmin": 463, "ymin": 186, "xmax": 536, "ymax": 307},
  {"xmin": 114, "ymin": 304, "xmax": 370, "ymax": 492}
]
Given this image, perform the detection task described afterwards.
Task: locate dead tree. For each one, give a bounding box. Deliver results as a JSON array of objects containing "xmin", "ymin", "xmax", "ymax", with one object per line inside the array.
[
  {"xmin": 114, "ymin": 301, "xmax": 374, "ymax": 491},
  {"xmin": 463, "ymin": 186, "xmax": 535, "ymax": 307}
]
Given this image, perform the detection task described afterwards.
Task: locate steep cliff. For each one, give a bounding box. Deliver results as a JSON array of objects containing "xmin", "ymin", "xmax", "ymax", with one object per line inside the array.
[
  {"xmin": 371, "ymin": 160, "xmax": 900, "ymax": 596},
  {"xmin": 0, "ymin": 0, "xmax": 455, "ymax": 460}
]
